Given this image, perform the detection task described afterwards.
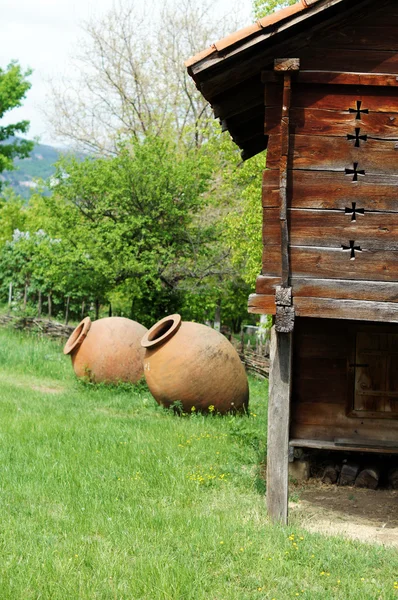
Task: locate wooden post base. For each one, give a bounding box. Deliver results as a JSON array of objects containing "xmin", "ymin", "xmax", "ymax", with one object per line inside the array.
[{"xmin": 266, "ymin": 326, "xmax": 293, "ymax": 524}]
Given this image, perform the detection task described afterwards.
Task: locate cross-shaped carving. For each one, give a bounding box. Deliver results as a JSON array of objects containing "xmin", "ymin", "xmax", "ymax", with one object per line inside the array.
[
  {"xmin": 345, "ymin": 202, "xmax": 365, "ymax": 222},
  {"xmin": 347, "ymin": 128, "xmax": 368, "ymax": 148},
  {"xmin": 349, "ymin": 100, "xmax": 369, "ymax": 120},
  {"xmin": 342, "ymin": 240, "xmax": 362, "ymax": 260},
  {"xmin": 345, "ymin": 162, "xmax": 366, "ymax": 181}
]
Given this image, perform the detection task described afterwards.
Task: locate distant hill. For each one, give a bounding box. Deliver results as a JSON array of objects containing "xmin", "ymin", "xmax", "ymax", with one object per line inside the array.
[{"xmin": 1, "ymin": 141, "xmax": 82, "ymax": 200}]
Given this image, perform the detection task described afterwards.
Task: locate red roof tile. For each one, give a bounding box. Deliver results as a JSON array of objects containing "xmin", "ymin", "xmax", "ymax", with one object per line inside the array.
[{"xmin": 185, "ymin": 0, "xmax": 322, "ymax": 68}]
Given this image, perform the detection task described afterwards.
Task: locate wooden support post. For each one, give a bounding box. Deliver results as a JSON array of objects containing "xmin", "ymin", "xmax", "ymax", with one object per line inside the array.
[
  {"xmin": 274, "ymin": 58, "xmax": 299, "ymax": 334},
  {"xmin": 266, "ymin": 325, "xmax": 293, "ymax": 525}
]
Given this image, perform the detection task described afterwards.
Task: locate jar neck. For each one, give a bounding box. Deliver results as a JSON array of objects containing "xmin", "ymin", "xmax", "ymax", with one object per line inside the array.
[
  {"xmin": 141, "ymin": 314, "xmax": 181, "ymax": 349},
  {"xmin": 63, "ymin": 317, "xmax": 91, "ymax": 355}
]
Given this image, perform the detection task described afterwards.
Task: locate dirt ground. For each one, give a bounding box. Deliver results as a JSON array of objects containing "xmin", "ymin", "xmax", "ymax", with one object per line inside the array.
[{"xmin": 289, "ymin": 481, "xmax": 398, "ymax": 547}]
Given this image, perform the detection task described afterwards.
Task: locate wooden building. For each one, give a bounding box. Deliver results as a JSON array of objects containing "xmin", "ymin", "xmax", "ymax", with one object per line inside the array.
[{"xmin": 186, "ymin": 0, "xmax": 398, "ymax": 523}]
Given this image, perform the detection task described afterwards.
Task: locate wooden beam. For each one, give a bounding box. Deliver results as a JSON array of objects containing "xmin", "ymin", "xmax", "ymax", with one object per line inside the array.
[
  {"xmin": 267, "ymin": 326, "xmax": 293, "ymax": 525},
  {"xmin": 267, "ymin": 134, "xmax": 398, "ymax": 174},
  {"xmin": 262, "ymin": 245, "xmax": 398, "ymax": 282},
  {"xmin": 249, "ymin": 294, "xmax": 398, "ymax": 322},
  {"xmin": 289, "ymin": 438, "xmax": 398, "ymax": 454},
  {"xmin": 262, "ymin": 208, "xmax": 398, "ymax": 251},
  {"xmin": 255, "ymin": 276, "xmax": 398, "ymax": 303},
  {"xmin": 263, "ymin": 169, "xmax": 398, "ymax": 212},
  {"xmin": 294, "ymin": 297, "xmax": 398, "ymax": 322},
  {"xmin": 262, "ymin": 70, "xmax": 398, "ymax": 86}
]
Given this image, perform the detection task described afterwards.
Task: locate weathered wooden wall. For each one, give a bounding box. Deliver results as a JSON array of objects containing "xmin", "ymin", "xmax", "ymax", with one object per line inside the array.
[
  {"xmin": 291, "ymin": 318, "xmax": 398, "ymax": 444},
  {"xmin": 250, "ymin": 0, "xmax": 398, "ymax": 321}
]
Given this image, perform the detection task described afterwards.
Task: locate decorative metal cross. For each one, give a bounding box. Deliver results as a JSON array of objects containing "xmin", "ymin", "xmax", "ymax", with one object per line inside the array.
[
  {"xmin": 342, "ymin": 240, "xmax": 362, "ymax": 260},
  {"xmin": 347, "ymin": 128, "xmax": 368, "ymax": 148},
  {"xmin": 345, "ymin": 202, "xmax": 365, "ymax": 222},
  {"xmin": 349, "ymin": 100, "xmax": 369, "ymax": 120},
  {"xmin": 345, "ymin": 162, "xmax": 366, "ymax": 181}
]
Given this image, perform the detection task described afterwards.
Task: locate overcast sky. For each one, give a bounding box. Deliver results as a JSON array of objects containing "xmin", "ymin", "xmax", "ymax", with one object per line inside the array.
[{"xmin": 0, "ymin": 0, "xmax": 252, "ymax": 147}]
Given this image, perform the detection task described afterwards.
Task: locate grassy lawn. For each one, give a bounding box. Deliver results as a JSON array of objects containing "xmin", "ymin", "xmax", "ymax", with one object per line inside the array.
[{"xmin": 0, "ymin": 327, "xmax": 397, "ymax": 599}]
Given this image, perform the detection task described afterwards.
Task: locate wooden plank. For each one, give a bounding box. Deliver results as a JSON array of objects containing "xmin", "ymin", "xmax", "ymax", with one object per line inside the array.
[
  {"xmin": 250, "ymin": 294, "xmax": 398, "ymax": 322},
  {"xmin": 262, "ymin": 208, "xmax": 398, "ymax": 250},
  {"xmin": 213, "ymin": 79, "xmax": 264, "ymax": 120},
  {"xmin": 265, "ymin": 107, "xmax": 398, "ymax": 137},
  {"xmin": 263, "ymin": 70, "xmax": 398, "ymax": 86},
  {"xmin": 354, "ymin": 331, "xmax": 398, "ymax": 416},
  {"xmin": 294, "ymin": 355, "xmax": 348, "ymax": 383},
  {"xmin": 263, "ymin": 170, "xmax": 398, "ymax": 211},
  {"xmin": 248, "ymin": 294, "xmax": 276, "ymax": 315},
  {"xmin": 265, "ymin": 84, "xmax": 398, "ymax": 112},
  {"xmin": 262, "ymin": 246, "xmax": 398, "ymax": 282},
  {"xmin": 267, "ymin": 134, "xmax": 398, "ymax": 173},
  {"xmin": 289, "ymin": 439, "xmax": 398, "ymax": 454},
  {"xmin": 364, "ymin": 13, "xmax": 398, "ymax": 27},
  {"xmin": 291, "ymin": 422, "xmax": 398, "ymax": 443},
  {"xmin": 300, "ymin": 48, "xmax": 398, "ymax": 74},
  {"xmin": 293, "ymin": 298, "xmax": 398, "ymax": 323},
  {"xmin": 317, "ymin": 27, "xmax": 398, "ymax": 52},
  {"xmin": 256, "ymin": 276, "xmax": 398, "ymax": 303},
  {"xmin": 335, "ymin": 437, "xmax": 398, "ymax": 448},
  {"xmin": 262, "ymin": 170, "xmax": 280, "ymax": 208},
  {"xmin": 267, "ymin": 326, "xmax": 292, "ymax": 525},
  {"xmin": 292, "ymin": 376, "xmax": 349, "ymax": 404},
  {"xmin": 291, "ymin": 400, "xmax": 398, "ymax": 428}
]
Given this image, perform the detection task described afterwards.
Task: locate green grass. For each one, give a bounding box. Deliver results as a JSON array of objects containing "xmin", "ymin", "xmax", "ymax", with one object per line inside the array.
[{"xmin": 0, "ymin": 328, "xmax": 397, "ymax": 599}]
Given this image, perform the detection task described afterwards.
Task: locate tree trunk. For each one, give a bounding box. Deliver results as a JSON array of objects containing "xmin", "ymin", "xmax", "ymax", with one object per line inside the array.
[
  {"xmin": 48, "ymin": 293, "xmax": 52, "ymax": 318},
  {"xmin": 108, "ymin": 303, "xmax": 112, "ymax": 317},
  {"xmin": 37, "ymin": 290, "xmax": 42, "ymax": 318},
  {"xmin": 23, "ymin": 282, "xmax": 28, "ymax": 311},
  {"xmin": 65, "ymin": 296, "xmax": 70, "ymax": 325},
  {"xmin": 321, "ymin": 463, "xmax": 340, "ymax": 485},
  {"xmin": 388, "ymin": 468, "xmax": 398, "ymax": 489},
  {"xmin": 339, "ymin": 462, "xmax": 360, "ymax": 486},
  {"xmin": 355, "ymin": 467, "xmax": 380, "ymax": 490},
  {"xmin": 214, "ymin": 300, "xmax": 221, "ymax": 332},
  {"xmin": 81, "ymin": 300, "xmax": 85, "ymax": 319},
  {"xmin": 7, "ymin": 282, "xmax": 13, "ymax": 315},
  {"xmin": 95, "ymin": 298, "xmax": 100, "ymax": 320}
]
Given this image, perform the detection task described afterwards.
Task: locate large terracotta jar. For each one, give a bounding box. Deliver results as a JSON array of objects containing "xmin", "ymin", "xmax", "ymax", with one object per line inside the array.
[
  {"xmin": 64, "ymin": 316, "xmax": 147, "ymax": 383},
  {"xmin": 141, "ymin": 314, "xmax": 249, "ymax": 413}
]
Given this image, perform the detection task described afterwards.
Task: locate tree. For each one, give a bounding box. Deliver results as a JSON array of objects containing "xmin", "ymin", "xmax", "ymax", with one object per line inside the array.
[
  {"xmin": 223, "ymin": 152, "xmax": 264, "ymax": 288},
  {"xmin": 0, "ymin": 61, "xmax": 33, "ymax": 180},
  {"xmin": 27, "ymin": 134, "xmax": 219, "ymax": 325},
  {"xmin": 253, "ymin": 0, "xmax": 296, "ymax": 19},
  {"xmin": 0, "ymin": 188, "xmax": 26, "ymax": 248},
  {"xmin": 46, "ymin": 0, "xmax": 244, "ymax": 154}
]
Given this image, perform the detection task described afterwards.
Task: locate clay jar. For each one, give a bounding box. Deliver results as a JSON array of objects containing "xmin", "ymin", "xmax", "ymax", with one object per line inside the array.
[
  {"xmin": 64, "ymin": 316, "xmax": 147, "ymax": 383},
  {"xmin": 141, "ymin": 314, "xmax": 249, "ymax": 413}
]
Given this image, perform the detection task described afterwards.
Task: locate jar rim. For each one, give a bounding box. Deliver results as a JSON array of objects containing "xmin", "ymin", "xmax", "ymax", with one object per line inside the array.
[
  {"xmin": 63, "ymin": 316, "xmax": 91, "ymax": 355},
  {"xmin": 141, "ymin": 314, "xmax": 181, "ymax": 349}
]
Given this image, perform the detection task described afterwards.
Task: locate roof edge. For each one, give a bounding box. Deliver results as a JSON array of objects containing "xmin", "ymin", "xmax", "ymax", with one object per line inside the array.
[{"xmin": 185, "ymin": 0, "xmax": 321, "ymax": 68}]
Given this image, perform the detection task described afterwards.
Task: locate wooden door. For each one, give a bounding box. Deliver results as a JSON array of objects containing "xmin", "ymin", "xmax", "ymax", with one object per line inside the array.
[{"xmin": 354, "ymin": 332, "xmax": 398, "ymax": 417}]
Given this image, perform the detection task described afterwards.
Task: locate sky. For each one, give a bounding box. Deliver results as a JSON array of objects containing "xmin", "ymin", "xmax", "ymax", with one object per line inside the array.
[{"xmin": 0, "ymin": 0, "xmax": 252, "ymax": 147}]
